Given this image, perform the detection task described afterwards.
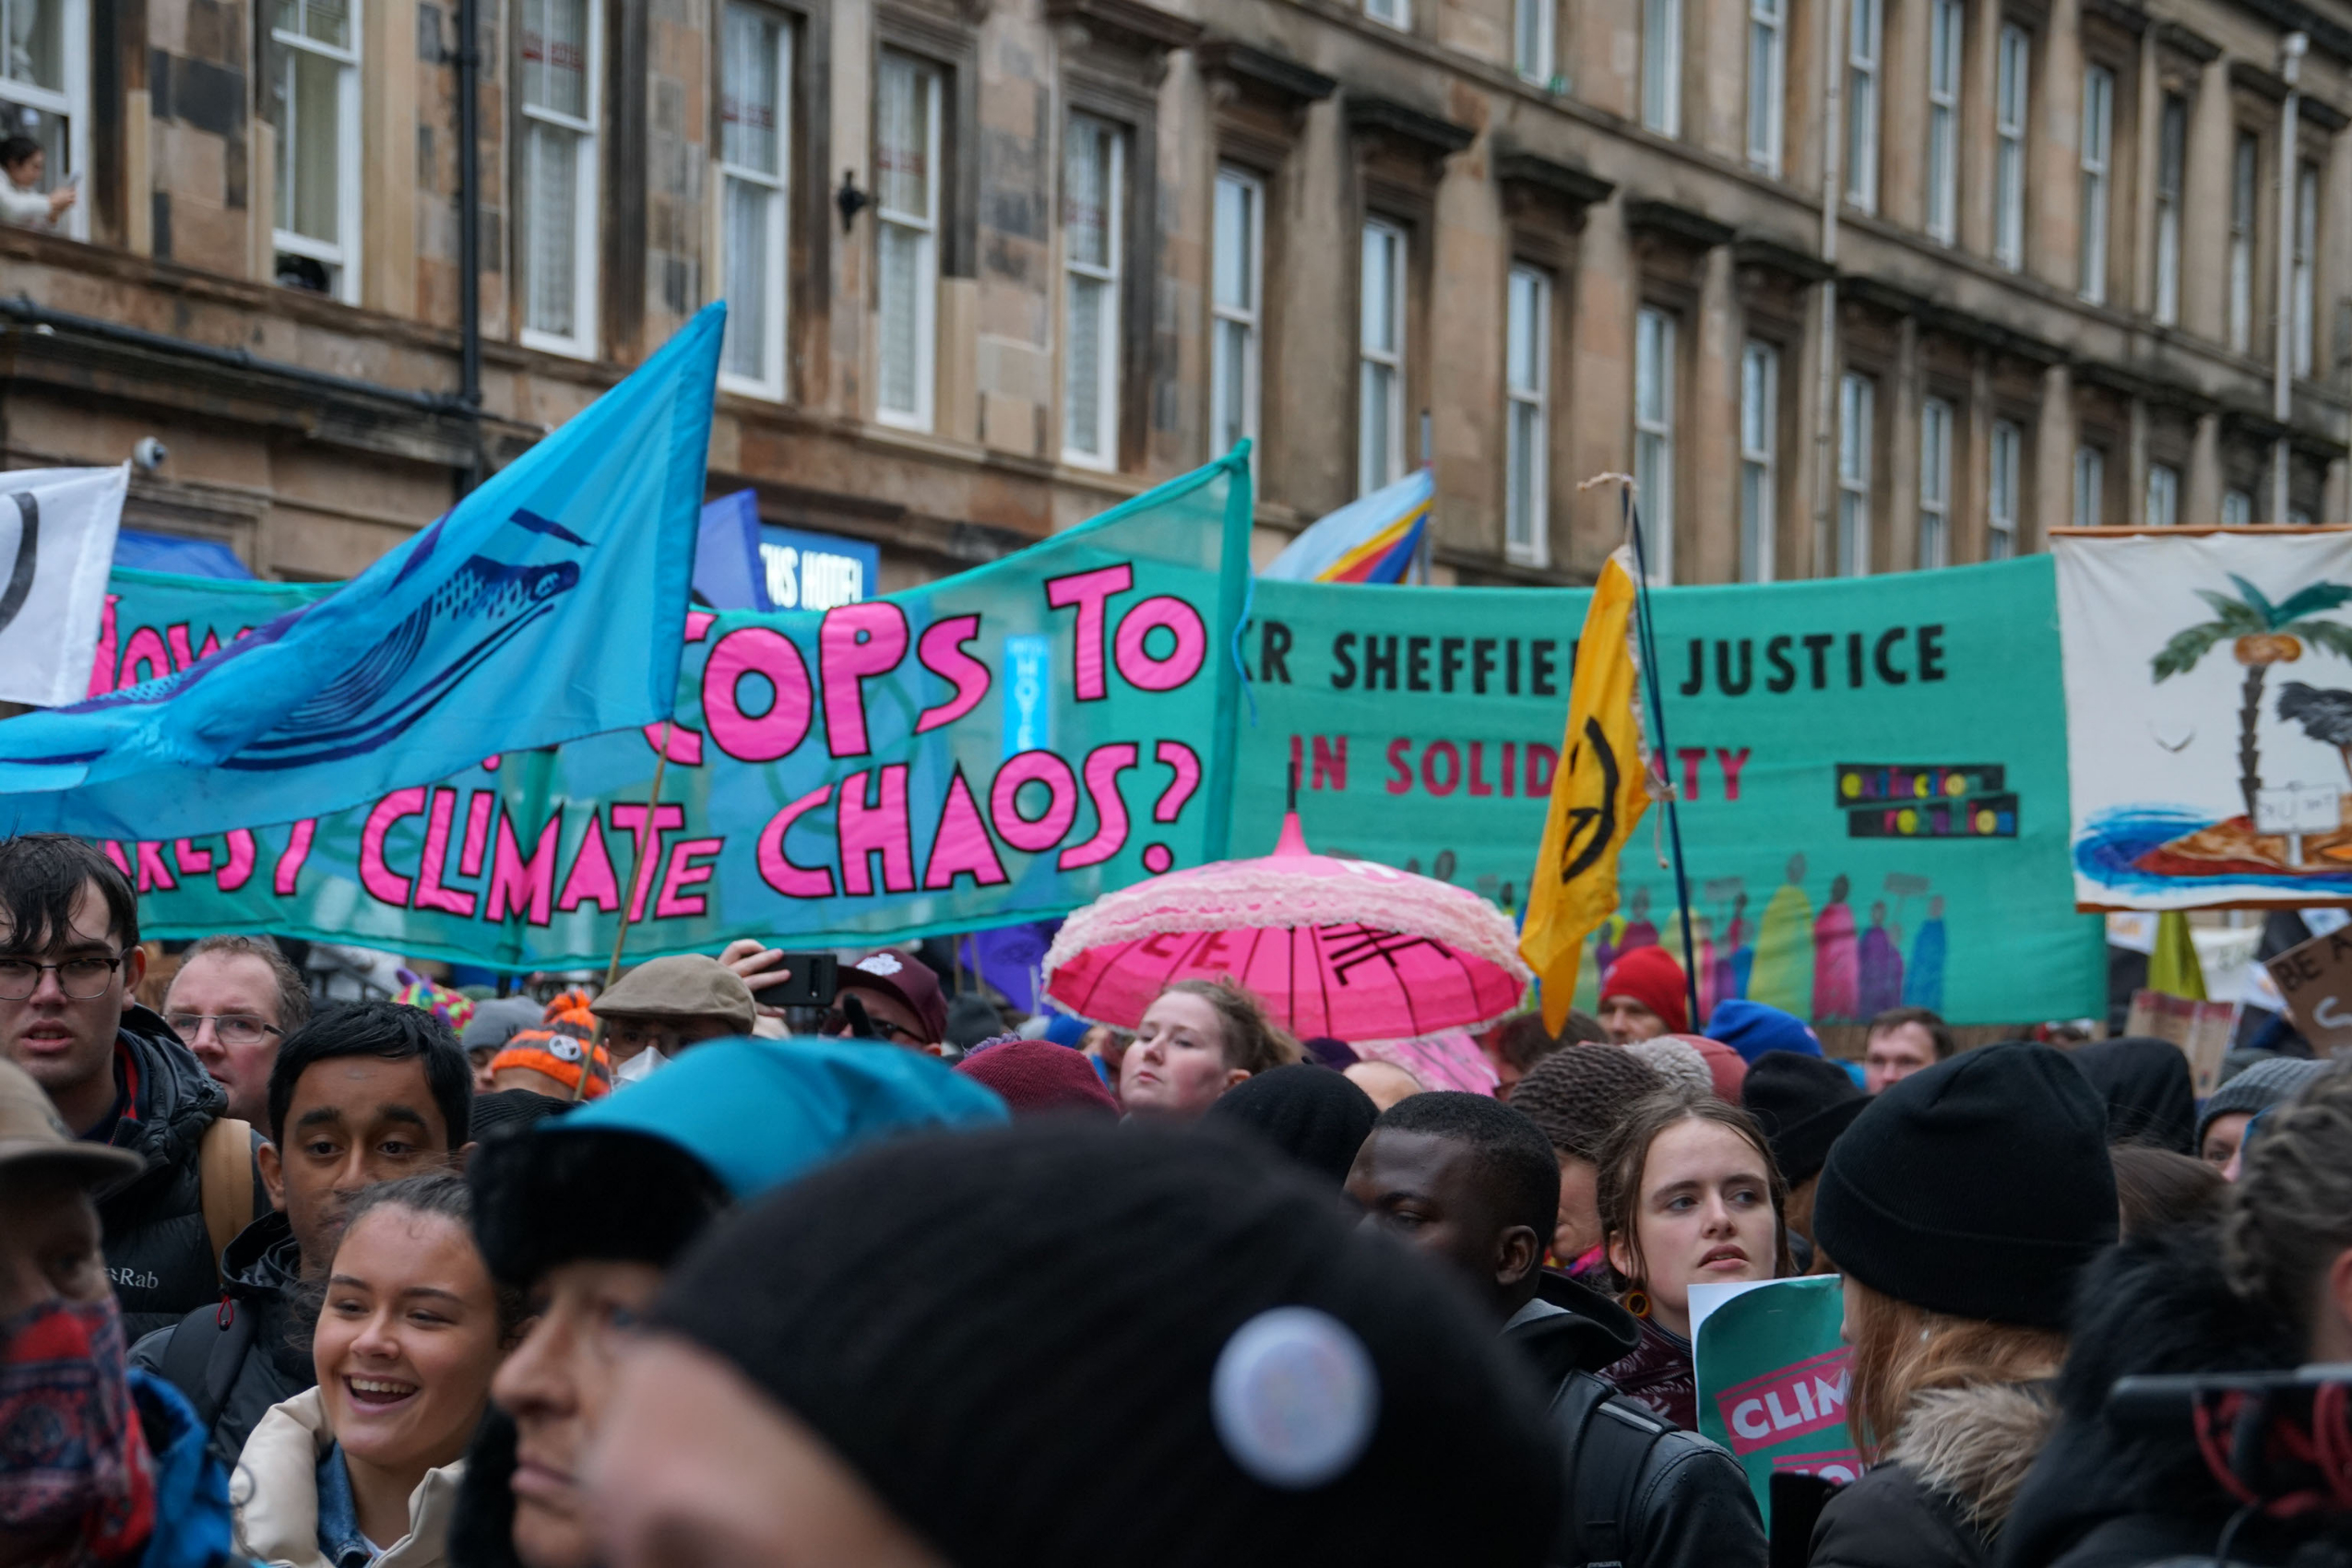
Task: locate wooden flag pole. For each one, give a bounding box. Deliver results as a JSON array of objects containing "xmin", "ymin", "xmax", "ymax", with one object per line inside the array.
[
  {"xmin": 576, "ymin": 721, "xmax": 674, "ymax": 1100},
  {"xmin": 1617, "ymin": 489, "xmax": 1705, "ymax": 1033}
]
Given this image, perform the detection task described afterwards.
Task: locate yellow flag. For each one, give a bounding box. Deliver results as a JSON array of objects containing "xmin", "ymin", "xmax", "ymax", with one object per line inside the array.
[{"xmin": 1520, "ymin": 548, "xmax": 1656, "ymax": 1032}]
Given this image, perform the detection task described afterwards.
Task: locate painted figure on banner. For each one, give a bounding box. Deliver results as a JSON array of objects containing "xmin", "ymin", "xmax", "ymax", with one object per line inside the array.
[{"xmin": 1749, "ymin": 855, "xmax": 1815, "ymax": 1018}]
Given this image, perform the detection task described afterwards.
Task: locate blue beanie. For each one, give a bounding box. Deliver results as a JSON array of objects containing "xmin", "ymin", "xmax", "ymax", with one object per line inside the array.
[
  {"xmin": 1706, "ymin": 999, "xmax": 1823, "ymax": 1063},
  {"xmin": 561, "ymin": 1036, "xmax": 1009, "ymax": 1198},
  {"xmin": 1039, "ymin": 1012, "xmax": 1091, "ymax": 1049}
]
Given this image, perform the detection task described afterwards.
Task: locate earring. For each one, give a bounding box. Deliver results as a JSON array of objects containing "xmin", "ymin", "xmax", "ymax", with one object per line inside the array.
[{"xmin": 1622, "ymin": 1289, "xmax": 1651, "ymax": 1319}]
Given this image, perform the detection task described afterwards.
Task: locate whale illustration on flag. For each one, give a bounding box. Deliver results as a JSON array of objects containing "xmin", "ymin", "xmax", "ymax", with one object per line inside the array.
[{"xmin": 0, "ymin": 303, "xmax": 725, "ymax": 841}]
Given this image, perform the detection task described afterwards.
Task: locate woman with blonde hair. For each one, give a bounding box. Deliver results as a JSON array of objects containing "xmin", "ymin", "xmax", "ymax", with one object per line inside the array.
[
  {"xmin": 1116, "ymin": 977, "xmax": 1301, "ymax": 1122},
  {"xmin": 1805, "ymin": 1042, "xmax": 2116, "ymax": 1568}
]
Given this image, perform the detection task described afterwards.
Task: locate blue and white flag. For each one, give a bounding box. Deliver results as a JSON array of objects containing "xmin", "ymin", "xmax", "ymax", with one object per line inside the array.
[{"xmin": 0, "ymin": 303, "xmax": 725, "ymax": 841}]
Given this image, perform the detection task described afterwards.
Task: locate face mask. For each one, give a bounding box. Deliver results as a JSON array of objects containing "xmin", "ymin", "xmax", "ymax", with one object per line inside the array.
[
  {"xmin": 0, "ymin": 1294, "xmax": 155, "ymax": 1567},
  {"xmin": 614, "ymin": 1045, "xmax": 668, "ymax": 1086}
]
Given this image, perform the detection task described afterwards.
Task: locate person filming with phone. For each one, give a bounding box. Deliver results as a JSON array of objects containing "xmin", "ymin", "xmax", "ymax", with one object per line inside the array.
[{"xmin": 0, "ymin": 135, "xmax": 76, "ymax": 229}]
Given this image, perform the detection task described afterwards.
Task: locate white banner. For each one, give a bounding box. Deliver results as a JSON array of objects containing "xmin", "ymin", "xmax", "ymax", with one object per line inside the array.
[
  {"xmin": 0, "ymin": 464, "xmax": 128, "ymax": 707},
  {"xmin": 2059, "ymin": 529, "xmax": 2352, "ymax": 908}
]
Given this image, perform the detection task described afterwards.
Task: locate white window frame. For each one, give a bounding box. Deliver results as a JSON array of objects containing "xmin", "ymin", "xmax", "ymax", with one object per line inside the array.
[
  {"xmin": 1633, "ymin": 306, "xmax": 1676, "ymax": 583},
  {"xmin": 1505, "ymin": 265, "xmax": 1550, "ymax": 566},
  {"xmin": 1359, "ymin": 219, "xmax": 1408, "ymax": 495},
  {"xmin": 1990, "ymin": 420, "xmax": 2021, "ymax": 557},
  {"xmin": 1061, "ymin": 113, "xmax": 1124, "ymax": 470},
  {"xmin": 1925, "ymin": 0, "xmax": 1962, "ymax": 244},
  {"xmin": 517, "ymin": 0, "xmax": 600, "ymax": 359},
  {"xmin": 1846, "ymin": 0, "xmax": 1882, "ymax": 210},
  {"xmin": 1365, "ymin": 0, "xmax": 1409, "ymax": 31},
  {"xmin": 1740, "ymin": 340, "xmax": 1778, "ymax": 583},
  {"xmin": 1642, "ymin": 0, "xmax": 1681, "ymax": 137},
  {"xmin": 2295, "ymin": 160, "xmax": 2319, "ymax": 378},
  {"xmin": 2154, "ymin": 93, "xmax": 2184, "ymax": 327},
  {"xmin": 873, "ymin": 52, "xmax": 941, "ymax": 432},
  {"xmin": 716, "ymin": 3, "xmax": 790, "ymax": 399},
  {"xmin": 1209, "ymin": 165, "xmax": 1262, "ymax": 459},
  {"xmin": 1515, "ymin": 0, "xmax": 1554, "ymax": 85},
  {"xmin": 2078, "ymin": 64, "xmax": 2112, "ymax": 303},
  {"xmin": 1837, "ymin": 372, "xmax": 1873, "ymax": 576},
  {"xmin": 0, "ymin": 0, "xmax": 90, "ymax": 242},
  {"xmin": 1747, "ymin": 0, "xmax": 1784, "ymax": 173},
  {"xmin": 2222, "ymin": 487, "xmax": 2254, "ymax": 526},
  {"xmin": 1994, "ymin": 24, "xmax": 2029, "ymax": 271},
  {"xmin": 2073, "ymin": 445, "xmax": 2104, "ymax": 529},
  {"xmin": 2145, "ymin": 461, "xmax": 2180, "ymax": 528},
  {"xmin": 2230, "ymin": 129, "xmax": 2258, "ymax": 355},
  {"xmin": 269, "ymin": 0, "xmax": 362, "ymax": 303},
  {"xmin": 1920, "ymin": 397, "xmax": 1954, "ymax": 569}
]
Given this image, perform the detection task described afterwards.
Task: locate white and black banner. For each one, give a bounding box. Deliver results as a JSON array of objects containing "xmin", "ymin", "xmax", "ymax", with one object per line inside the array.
[{"xmin": 0, "ymin": 464, "xmax": 128, "ymax": 707}]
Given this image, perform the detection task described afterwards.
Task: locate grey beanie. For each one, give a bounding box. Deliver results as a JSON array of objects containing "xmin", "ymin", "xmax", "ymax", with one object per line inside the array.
[{"xmin": 2197, "ymin": 1056, "xmax": 2332, "ymax": 1146}]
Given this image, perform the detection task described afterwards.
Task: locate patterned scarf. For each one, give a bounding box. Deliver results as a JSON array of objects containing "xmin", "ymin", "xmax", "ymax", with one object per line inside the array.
[{"xmin": 0, "ymin": 1295, "xmax": 156, "ymax": 1568}]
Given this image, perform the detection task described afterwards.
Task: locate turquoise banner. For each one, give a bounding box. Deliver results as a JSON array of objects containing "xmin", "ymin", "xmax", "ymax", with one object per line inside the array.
[{"xmin": 1693, "ymin": 1277, "xmax": 1861, "ymax": 1521}]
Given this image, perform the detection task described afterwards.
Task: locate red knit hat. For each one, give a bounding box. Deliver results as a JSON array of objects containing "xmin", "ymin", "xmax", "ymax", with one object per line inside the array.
[
  {"xmin": 1598, "ymin": 945, "xmax": 1689, "ymax": 1035},
  {"xmin": 954, "ymin": 1039, "xmax": 1119, "ymax": 1119},
  {"xmin": 1665, "ymin": 1034, "xmax": 1748, "ymax": 1101}
]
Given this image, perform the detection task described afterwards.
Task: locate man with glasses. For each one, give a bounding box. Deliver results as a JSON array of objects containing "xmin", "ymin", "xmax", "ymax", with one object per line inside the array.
[
  {"xmin": 588, "ymin": 953, "xmax": 758, "ymax": 1083},
  {"xmin": 0, "ymin": 835, "xmax": 263, "ymax": 1337},
  {"xmin": 163, "ymin": 933, "xmax": 310, "ymax": 1125},
  {"xmin": 823, "ymin": 949, "xmax": 950, "ymax": 1056}
]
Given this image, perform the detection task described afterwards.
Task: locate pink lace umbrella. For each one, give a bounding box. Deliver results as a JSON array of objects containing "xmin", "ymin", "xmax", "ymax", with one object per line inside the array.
[{"xmin": 1041, "ymin": 812, "xmax": 1531, "ymax": 1041}]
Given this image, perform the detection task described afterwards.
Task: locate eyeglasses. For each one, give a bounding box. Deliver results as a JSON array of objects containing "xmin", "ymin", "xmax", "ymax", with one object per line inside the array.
[
  {"xmin": 819, "ymin": 1008, "xmax": 914, "ymax": 1044},
  {"xmin": 166, "ymin": 1013, "xmax": 283, "ymax": 1048},
  {"xmin": 0, "ymin": 952, "xmax": 126, "ymax": 1002}
]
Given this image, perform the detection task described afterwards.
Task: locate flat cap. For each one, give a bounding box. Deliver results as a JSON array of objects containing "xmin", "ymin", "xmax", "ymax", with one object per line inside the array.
[{"xmin": 591, "ymin": 954, "xmax": 756, "ymax": 1030}]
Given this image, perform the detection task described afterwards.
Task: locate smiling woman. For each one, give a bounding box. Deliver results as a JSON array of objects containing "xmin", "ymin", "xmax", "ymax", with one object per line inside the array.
[{"xmin": 232, "ymin": 1173, "xmax": 521, "ymax": 1568}]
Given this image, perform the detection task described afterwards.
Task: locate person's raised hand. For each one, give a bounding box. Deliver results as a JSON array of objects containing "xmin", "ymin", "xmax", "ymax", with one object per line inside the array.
[
  {"xmin": 718, "ymin": 938, "xmax": 791, "ymax": 1016},
  {"xmin": 47, "ymin": 184, "xmax": 76, "ymax": 217}
]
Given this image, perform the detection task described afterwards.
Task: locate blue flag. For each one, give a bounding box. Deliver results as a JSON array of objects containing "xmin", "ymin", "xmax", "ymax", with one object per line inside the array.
[{"xmin": 0, "ymin": 303, "xmax": 724, "ymax": 841}]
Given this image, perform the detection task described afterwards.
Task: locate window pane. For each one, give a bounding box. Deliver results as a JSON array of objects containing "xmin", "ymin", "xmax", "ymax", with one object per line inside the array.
[
  {"xmin": 283, "ymin": 48, "xmax": 341, "ymax": 243},
  {"xmin": 877, "ymin": 54, "xmax": 932, "ymax": 220},
  {"xmin": 1508, "ymin": 401, "xmax": 1540, "ymax": 548},
  {"xmin": 523, "ymin": 120, "xmax": 578, "ymax": 336},
  {"xmin": 877, "ymin": 224, "xmax": 923, "ymax": 415},
  {"xmin": 1360, "ymin": 362, "xmax": 1395, "ymax": 493},
  {"xmin": 303, "ymin": 0, "xmax": 350, "ymax": 47},
  {"xmin": 1643, "ymin": 0, "xmax": 1679, "ymax": 133},
  {"xmin": 722, "ymin": 6, "xmax": 781, "ymax": 175},
  {"xmin": 2222, "ymin": 489, "xmax": 2252, "ymax": 527},
  {"xmin": 3, "ymin": 0, "xmax": 65, "ymax": 89},
  {"xmin": 1213, "ymin": 174, "xmax": 1253, "ymax": 313},
  {"xmin": 1213, "ymin": 317, "xmax": 1250, "ymax": 452},
  {"xmin": 522, "ymin": 0, "xmax": 588, "ymax": 117},
  {"xmin": 1361, "ymin": 227, "xmax": 1396, "ymax": 354},
  {"xmin": 2074, "ymin": 446, "xmax": 2103, "ymax": 529},
  {"xmin": 1064, "ymin": 117, "xmax": 1111, "ymax": 271},
  {"xmin": 722, "ymin": 177, "xmax": 771, "ymax": 379},
  {"xmin": 1065, "ymin": 276, "xmax": 1106, "ymax": 456}
]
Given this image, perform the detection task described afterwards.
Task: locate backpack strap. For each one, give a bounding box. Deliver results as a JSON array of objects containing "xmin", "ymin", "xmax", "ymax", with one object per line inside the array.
[
  {"xmin": 196, "ymin": 1116, "xmax": 255, "ymax": 1286},
  {"xmin": 1550, "ymin": 1371, "xmax": 1667, "ymax": 1567},
  {"xmin": 156, "ymin": 1298, "xmax": 256, "ymax": 1448}
]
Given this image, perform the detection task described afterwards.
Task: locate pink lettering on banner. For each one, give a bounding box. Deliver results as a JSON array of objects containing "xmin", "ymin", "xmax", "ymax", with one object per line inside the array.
[
  {"xmin": 1526, "ymin": 742, "xmax": 1558, "ymax": 796},
  {"xmin": 556, "ymin": 813, "xmax": 622, "ymax": 914},
  {"xmin": 1714, "ymin": 1348, "xmax": 1852, "ymax": 1457},
  {"xmin": 88, "ymin": 597, "xmax": 119, "ymax": 698},
  {"xmin": 274, "ymin": 823, "xmax": 316, "ymax": 897},
  {"xmin": 611, "ymin": 802, "xmax": 686, "ymax": 923},
  {"xmin": 990, "ymin": 751, "xmax": 1079, "ymax": 853},
  {"xmin": 820, "ymin": 602, "xmax": 910, "ymax": 758},
  {"xmin": 486, "ymin": 811, "xmax": 564, "ymax": 926},
  {"xmin": 756, "ymin": 785, "xmax": 837, "ymax": 898},
  {"xmin": 654, "ymin": 837, "xmax": 723, "ymax": 918},
  {"xmin": 643, "ymin": 613, "xmax": 717, "ymax": 763},
  {"xmin": 837, "ymin": 766, "xmax": 915, "ymax": 896},
  {"xmin": 119, "ymin": 627, "xmax": 172, "ymax": 690},
  {"xmin": 1045, "ymin": 564, "xmax": 1133, "ymax": 701},
  {"xmin": 457, "ymin": 793, "xmax": 495, "ymax": 878},
  {"xmin": 703, "ymin": 627, "xmax": 813, "ymax": 763},
  {"xmin": 913, "ymin": 615, "xmax": 992, "ymax": 733},
  {"xmin": 921, "ymin": 767, "xmax": 1010, "ymax": 891},
  {"xmin": 361, "ymin": 790, "xmax": 429, "ymax": 907},
  {"xmin": 135, "ymin": 842, "xmax": 177, "ymax": 893},
  {"xmin": 1717, "ymin": 747, "xmax": 1752, "ymax": 802},
  {"xmin": 1152, "ymin": 741, "xmax": 1202, "ymax": 823},
  {"xmin": 1111, "ymin": 597, "xmax": 1207, "ymax": 692},
  {"xmin": 413, "ymin": 790, "xmax": 478, "ymax": 917},
  {"xmin": 1421, "ymin": 741, "xmax": 1462, "ymax": 798},
  {"xmin": 218, "ymin": 831, "xmax": 257, "ymax": 893},
  {"xmin": 172, "ymin": 839, "xmax": 214, "ymax": 877},
  {"xmin": 101, "ymin": 842, "xmax": 132, "ymax": 877},
  {"xmin": 1059, "ymin": 743, "xmax": 1138, "ymax": 871}
]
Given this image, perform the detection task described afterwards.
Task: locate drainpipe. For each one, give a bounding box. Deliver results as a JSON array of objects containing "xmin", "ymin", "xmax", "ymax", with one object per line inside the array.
[
  {"xmin": 457, "ymin": 0, "xmax": 485, "ymax": 492},
  {"xmin": 2275, "ymin": 30, "xmax": 2306, "ymax": 524},
  {"xmin": 1813, "ymin": 0, "xmax": 1847, "ymax": 577}
]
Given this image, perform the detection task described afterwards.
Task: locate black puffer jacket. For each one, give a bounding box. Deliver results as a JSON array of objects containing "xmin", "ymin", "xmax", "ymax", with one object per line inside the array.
[
  {"xmin": 1809, "ymin": 1381, "xmax": 2058, "ymax": 1567},
  {"xmin": 1510, "ymin": 1273, "xmax": 1766, "ymax": 1568},
  {"xmin": 1999, "ymin": 1225, "xmax": 2313, "ymax": 1568},
  {"xmin": 96, "ymin": 1007, "xmax": 252, "ymax": 1339},
  {"xmin": 128, "ymin": 1209, "xmax": 314, "ymax": 1465}
]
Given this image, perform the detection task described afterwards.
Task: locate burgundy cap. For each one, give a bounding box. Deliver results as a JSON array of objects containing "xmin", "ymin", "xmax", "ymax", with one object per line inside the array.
[
  {"xmin": 954, "ymin": 1039, "xmax": 1119, "ymax": 1118},
  {"xmin": 842, "ymin": 949, "xmax": 949, "ymax": 1043}
]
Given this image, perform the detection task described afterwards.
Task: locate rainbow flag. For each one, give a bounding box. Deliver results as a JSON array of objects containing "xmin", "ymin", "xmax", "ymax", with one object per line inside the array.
[{"xmin": 1260, "ymin": 470, "xmax": 1432, "ymax": 583}]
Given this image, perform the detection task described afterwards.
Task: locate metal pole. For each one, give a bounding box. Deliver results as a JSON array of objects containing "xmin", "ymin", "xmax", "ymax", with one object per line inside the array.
[
  {"xmin": 1813, "ymin": 0, "xmax": 1847, "ymax": 579},
  {"xmin": 457, "ymin": 0, "xmax": 485, "ymax": 493},
  {"xmin": 2274, "ymin": 32, "xmax": 2307, "ymax": 524},
  {"xmin": 1621, "ymin": 489, "xmax": 1704, "ymax": 1030}
]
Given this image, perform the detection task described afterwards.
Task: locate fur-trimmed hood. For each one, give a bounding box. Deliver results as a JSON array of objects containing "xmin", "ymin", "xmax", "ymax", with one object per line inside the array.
[{"xmin": 1889, "ymin": 1382, "xmax": 2058, "ymax": 1540}]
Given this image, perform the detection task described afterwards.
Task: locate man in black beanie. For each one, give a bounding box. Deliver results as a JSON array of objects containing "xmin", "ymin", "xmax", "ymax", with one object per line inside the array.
[
  {"xmin": 1201, "ymin": 1061, "xmax": 1380, "ymax": 1186},
  {"xmin": 587, "ymin": 1120, "xmax": 1564, "ymax": 1568},
  {"xmin": 1346, "ymin": 1092, "xmax": 1766, "ymax": 1568},
  {"xmin": 1740, "ymin": 1049, "xmax": 1868, "ymax": 1251}
]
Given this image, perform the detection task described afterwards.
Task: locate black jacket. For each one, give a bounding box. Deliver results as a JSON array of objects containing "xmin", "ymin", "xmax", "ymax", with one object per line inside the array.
[
  {"xmin": 129, "ymin": 1209, "xmax": 315, "ymax": 1465},
  {"xmin": 96, "ymin": 1007, "xmax": 253, "ymax": 1340},
  {"xmin": 1999, "ymin": 1225, "xmax": 2317, "ymax": 1568},
  {"xmin": 1508, "ymin": 1273, "xmax": 1766, "ymax": 1568},
  {"xmin": 1810, "ymin": 1380, "xmax": 2060, "ymax": 1568}
]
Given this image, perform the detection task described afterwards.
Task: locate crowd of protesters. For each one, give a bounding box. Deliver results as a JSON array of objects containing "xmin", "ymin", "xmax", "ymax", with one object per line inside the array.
[{"xmin": 4, "ymin": 828, "xmax": 2351, "ymax": 1568}]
